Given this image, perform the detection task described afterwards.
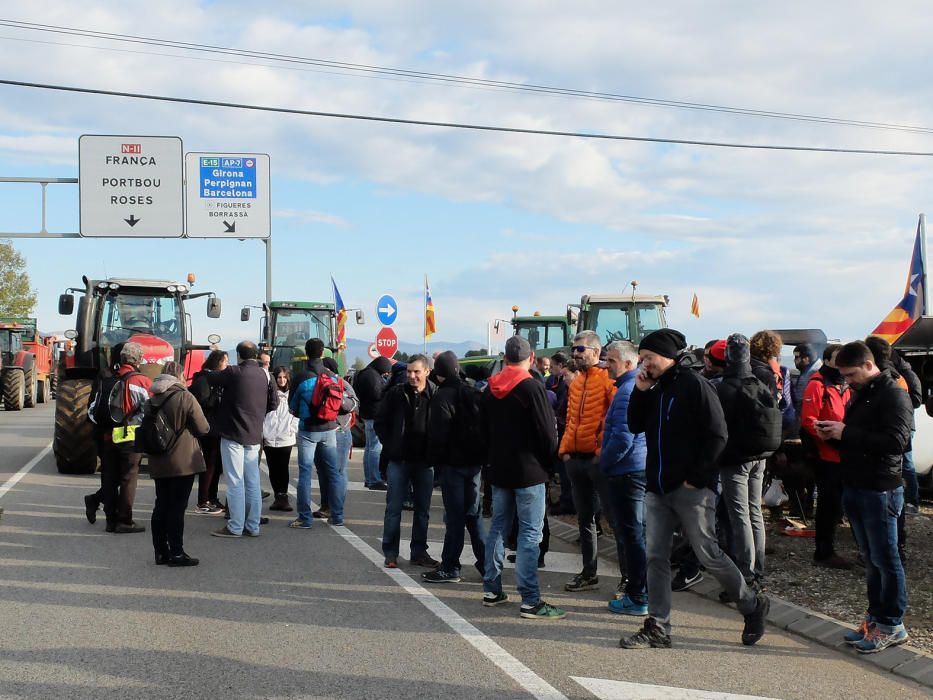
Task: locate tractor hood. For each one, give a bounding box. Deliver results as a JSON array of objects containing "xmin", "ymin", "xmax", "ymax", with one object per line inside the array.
[{"xmin": 126, "ymin": 333, "xmax": 176, "ymax": 365}]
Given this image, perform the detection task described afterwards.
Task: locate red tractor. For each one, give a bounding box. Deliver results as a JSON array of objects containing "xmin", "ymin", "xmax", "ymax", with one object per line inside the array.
[
  {"xmin": 54, "ymin": 276, "xmax": 221, "ymax": 474},
  {"xmin": 0, "ymin": 321, "xmax": 53, "ymax": 411}
]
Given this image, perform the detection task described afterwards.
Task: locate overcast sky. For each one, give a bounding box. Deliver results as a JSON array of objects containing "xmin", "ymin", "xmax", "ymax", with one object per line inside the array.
[{"xmin": 0, "ymin": 2, "xmax": 931, "ymax": 348}]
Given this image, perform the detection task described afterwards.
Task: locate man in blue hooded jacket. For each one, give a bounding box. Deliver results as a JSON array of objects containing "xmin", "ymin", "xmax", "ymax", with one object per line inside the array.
[{"xmin": 600, "ymin": 340, "xmax": 649, "ymax": 616}]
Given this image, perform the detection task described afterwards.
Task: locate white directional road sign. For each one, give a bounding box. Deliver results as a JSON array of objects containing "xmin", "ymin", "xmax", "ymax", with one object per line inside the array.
[
  {"xmin": 79, "ymin": 135, "xmax": 184, "ymax": 237},
  {"xmin": 185, "ymin": 153, "xmax": 270, "ymax": 238}
]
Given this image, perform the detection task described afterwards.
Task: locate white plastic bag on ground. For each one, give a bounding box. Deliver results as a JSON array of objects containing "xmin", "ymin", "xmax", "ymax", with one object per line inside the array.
[{"xmin": 764, "ymin": 477, "xmax": 789, "ymax": 507}]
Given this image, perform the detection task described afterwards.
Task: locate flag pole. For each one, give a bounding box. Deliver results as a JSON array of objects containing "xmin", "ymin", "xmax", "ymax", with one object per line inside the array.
[
  {"xmin": 920, "ymin": 213, "xmax": 928, "ymax": 315},
  {"xmin": 423, "ymin": 274, "xmax": 428, "ymax": 354}
]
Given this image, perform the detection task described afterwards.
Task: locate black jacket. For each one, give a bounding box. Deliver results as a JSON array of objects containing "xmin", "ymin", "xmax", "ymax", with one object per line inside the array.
[
  {"xmin": 353, "ymin": 358, "xmax": 391, "ymax": 420},
  {"xmin": 427, "ymin": 377, "xmax": 484, "ymax": 467},
  {"xmin": 840, "ymin": 370, "xmax": 912, "ymax": 491},
  {"xmin": 481, "ymin": 367, "xmax": 557, "ymax": 489},
  {"xmin": 189, "ymin": 368, "xmax": 224, "ymax": 437},
  {"xmin": 374, "ymin": 381, "xmax": 437, "ymax": 465},
  {"xmin": 207, "ymin": 360, "xmax": 277, "ymax": 446},
  {"xmin": 628, "ymin": 360, "xmax": 728, "ymax": 495}
]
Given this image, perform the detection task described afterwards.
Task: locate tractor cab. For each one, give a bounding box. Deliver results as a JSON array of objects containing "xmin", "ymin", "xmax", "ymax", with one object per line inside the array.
[
  {"xmin": 243, "ymin": 301, "xmax": 342, "ymax": 375},
  {"xmin": 568, "ymin": 291, "xmax": 669, "ymax": 347}
]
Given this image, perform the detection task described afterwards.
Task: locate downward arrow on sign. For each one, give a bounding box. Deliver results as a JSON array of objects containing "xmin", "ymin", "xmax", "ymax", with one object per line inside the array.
[{"xmin": 124, "ymin": 215, "xmax": 140, "ymax": 227}]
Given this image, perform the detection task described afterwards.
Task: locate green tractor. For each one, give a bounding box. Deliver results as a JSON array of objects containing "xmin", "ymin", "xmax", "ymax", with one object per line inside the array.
[
  {"xmin": 565, "ymin": 285, "xmax": 669, "ymax": 350},
  {"xmin": 459, "ymin": 307, "xmax": 571, "ymax": 380},
  {"xmin": 242, "ymin": 301, "xmax": 363, "ymax": 376}
]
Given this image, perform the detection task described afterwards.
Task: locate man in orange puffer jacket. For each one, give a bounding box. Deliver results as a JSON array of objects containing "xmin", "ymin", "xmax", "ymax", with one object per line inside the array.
[{"xmin": 559, "ymin": 330, "xmax": 617, "ymax": 592}]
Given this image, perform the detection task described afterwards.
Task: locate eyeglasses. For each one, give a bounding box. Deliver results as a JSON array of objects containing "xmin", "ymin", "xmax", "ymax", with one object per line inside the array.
[{"xmin": 572, "ymin": 345, "xmax": 595, "ymax": 353}]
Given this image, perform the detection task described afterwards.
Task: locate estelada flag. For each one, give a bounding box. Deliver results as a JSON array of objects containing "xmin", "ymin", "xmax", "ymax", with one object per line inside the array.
[
  {"xmin": 332, "ymin": 277, "xmax": 347, "ymax": 350},
  {"xmin": 690, "ymin": 293, "xmax": 700, "ymax": 318},
  {"xmin": 871, "ymin": 221, "xmax": 926, "ymax": 344},
  {"xmin": 425, "ymin": 276, "xmax": 436, "ymax": 339}
]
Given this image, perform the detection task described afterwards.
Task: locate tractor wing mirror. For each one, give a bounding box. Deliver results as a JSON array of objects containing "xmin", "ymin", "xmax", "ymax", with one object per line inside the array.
[
  {"xmin": 240, "ymin": 307, "xmax": 251, "ymax": 322},
  {"xmin": 207, "ymin": 297, "xmax": 222, "ymax": 319},
  {"xmin": 58, "ymin": 294, "xmax": 74, "ymax": 315}
]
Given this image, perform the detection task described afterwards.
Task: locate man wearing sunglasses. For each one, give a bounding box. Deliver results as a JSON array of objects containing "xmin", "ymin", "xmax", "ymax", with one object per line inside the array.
[{"xmin": 558, "ymin": 331, "xmax": 617, "ymax": 593}]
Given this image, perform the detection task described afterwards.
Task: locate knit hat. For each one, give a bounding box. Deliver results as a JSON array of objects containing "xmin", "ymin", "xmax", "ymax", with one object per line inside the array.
[
  {"xmin": 322, "ymin": 357, "xmax": 340, "ymax": 374},
  {"xmin": 726, "ymin": 333, "xmax": 751, "ymax": 366},
  {"xmin": 504, "ymin": 335, "xmax": 532, "ymax": 363},
  {"xmin": 638, "ymin": 329, "xmax": 687, "ymax": 359},
  {"xmin": 708, "ymin": 339, "xmax": 727, "ymax": 367},
  {"xmin": 433, "ymin": 351, "xmax": 460, "ymax": 380}
]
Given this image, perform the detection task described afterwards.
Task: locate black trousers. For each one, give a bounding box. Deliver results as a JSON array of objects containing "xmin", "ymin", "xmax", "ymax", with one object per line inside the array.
[
  {"xmin": 814, "ymin": 460, "xmax": 844, "ymax": 560},
  {"xmin": 100, "ymin": 441, "xmax": 141, "ymax": 526},
  {"xmin": 151, "ymin": 474, "xmax": 196, "ymax": 557},
  {"xmin": 197, "ymin": 436, "xmax": 222, "ymax": 505},
  {"xmin": 264, "ymin": 445, "xmax": 293, "ymax": 496}
]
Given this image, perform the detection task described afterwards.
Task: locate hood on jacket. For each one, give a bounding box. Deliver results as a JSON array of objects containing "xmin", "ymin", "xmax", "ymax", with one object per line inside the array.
[
  {"xmin": 150, "ymin": 374, "xmax": 185, "ymax": 406},
  {"xmin": 724, "ymin": 333, "xmax": 752, "ymax": 378},
  {"xmin": 433, "ymin": 351, "xmax": 460, "ymax": 381},
  {"xmin": 369, "ymin": 357, "xmax": 392, "ymax": 374},
  {"xmin": 489, "ymin": 366, "xmax": 532, "ymax": 398}
]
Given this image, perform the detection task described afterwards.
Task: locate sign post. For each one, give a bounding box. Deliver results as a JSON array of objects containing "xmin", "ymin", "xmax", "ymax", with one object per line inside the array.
[
  {"xmin": 78, "ymin": 135, "xmax": 184, "ymax": 237},
  {"xmin": 185, "ymin": 153, "xmax": 271, "ymax": 238}
]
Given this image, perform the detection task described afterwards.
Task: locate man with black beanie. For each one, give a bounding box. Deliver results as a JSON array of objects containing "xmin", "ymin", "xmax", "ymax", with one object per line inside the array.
[
  {"xmin": 422, "ymin": 351, "xmax": 487, "ymax": 583},
  {"xmin": 620, "ymin": 328, "xmax": 771, "ymax": 650}
]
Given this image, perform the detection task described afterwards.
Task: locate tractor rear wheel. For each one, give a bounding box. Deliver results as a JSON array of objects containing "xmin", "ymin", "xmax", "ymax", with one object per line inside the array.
[
  {"xmin": 54, "ymin": 378, "xmax": 98, "ymax": 474},
  {"xmin": 2, "ymin": 369, "xmax": 25, "ymax": 411},
  {"xmin": 23, "ymin": 367, "xmax": 37, "ymax": 408}
]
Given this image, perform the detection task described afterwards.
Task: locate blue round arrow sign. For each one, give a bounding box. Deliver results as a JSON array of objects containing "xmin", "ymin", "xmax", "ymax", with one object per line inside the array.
[{"xmin": 376, "ymin": 295, "xmax": 398, "ymax": 326}]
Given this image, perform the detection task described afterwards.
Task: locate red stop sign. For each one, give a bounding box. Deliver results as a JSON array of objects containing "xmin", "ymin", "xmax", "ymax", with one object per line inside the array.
[{"xmin": 375, "ymin": 326, "xmax": 398, "ymax": 358}]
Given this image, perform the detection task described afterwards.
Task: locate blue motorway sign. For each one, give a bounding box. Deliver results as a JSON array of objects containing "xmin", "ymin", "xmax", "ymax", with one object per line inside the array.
[
  {"xmin": 199, "ymin": 156, "xmax": 257, "ymax": 198},
  {"xmin": 376, "ymin": 295, "xmax": 398, "ymax": 326}
]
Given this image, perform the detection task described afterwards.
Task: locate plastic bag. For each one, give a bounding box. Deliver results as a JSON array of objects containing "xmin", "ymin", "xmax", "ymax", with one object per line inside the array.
[{"xmin": 763, "ymin": 477, "xmax": 789, "ymax": 507}]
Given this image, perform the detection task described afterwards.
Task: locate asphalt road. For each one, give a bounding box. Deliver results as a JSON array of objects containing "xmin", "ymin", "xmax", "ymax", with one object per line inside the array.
[{"xmin": 0, "ymin": 403, "xmax": 928, "ymax": 699}]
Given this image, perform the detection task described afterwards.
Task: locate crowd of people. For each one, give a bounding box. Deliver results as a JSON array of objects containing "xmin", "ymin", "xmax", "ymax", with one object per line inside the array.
[{"xmin": 80, "ymin": 324, "xmax": 920, "ymax": 654}]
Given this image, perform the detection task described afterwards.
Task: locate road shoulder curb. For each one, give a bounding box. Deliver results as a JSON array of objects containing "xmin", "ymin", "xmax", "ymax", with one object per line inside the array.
[{"xmin": 546, "ymin": 514, "xmax": 933, "ymax": 691}]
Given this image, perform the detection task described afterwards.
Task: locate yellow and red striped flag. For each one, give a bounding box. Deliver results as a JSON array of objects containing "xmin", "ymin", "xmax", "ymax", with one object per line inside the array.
[
  {"xmin": 425, "ymin": 276, "xmax": 436, "ymax": 340},
  {"xmin": 690, "ymin": 293, "xmax": 701, "ymax": 318},
  {"xmin": 871, "ymin": 222, "xmax": 926, "ymax": 344},
  {"xmin": 332, "ymin": 277, "xmax": 347, "ymax": 350}
]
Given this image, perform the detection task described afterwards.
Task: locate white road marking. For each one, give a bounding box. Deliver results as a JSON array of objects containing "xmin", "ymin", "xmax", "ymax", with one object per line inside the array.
[
  {"xmin": 572, "ymin": 677, "xmax": 783, "ymax": 700},
  {"xmin": 0, "ymin": 442, "xmax": 52, "ymax": 501},
  {"xmin": 271, "ymin": 472, "xmax": 569, "ymax": 700}
]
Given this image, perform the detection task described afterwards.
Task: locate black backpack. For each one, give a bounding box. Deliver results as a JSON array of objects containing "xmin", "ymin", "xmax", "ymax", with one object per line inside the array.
[
  {"xmin": 134, "ymin": 392, "xmax": 182, "ymax": 455},
  {"xmin": 455, "ymin": 382, "xmax": 487, "ymax": 464},
  {"xmin": 723, "ymin": 375, "xmax": 782, "ymax": 459},
  {"xmin": 91, "ymin": 371, "xmax": 141, "ymax": 429}
]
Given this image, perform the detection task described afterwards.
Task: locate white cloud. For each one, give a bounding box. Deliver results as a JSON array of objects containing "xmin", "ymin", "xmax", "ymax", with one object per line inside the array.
[{"xmin": 2, "ymin": 2, "xmax": 932, "ymax": 343}]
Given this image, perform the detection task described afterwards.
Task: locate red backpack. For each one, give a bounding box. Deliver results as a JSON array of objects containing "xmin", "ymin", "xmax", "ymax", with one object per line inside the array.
[{"xmin": 310, "ymin": 371, "xmax": 345, "ymax": 422}]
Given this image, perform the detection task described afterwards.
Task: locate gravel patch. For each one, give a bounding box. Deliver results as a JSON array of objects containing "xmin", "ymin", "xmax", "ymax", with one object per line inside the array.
[{"xmin": 762, "ymin": 500, "xmax": 933, "ymax": 654}]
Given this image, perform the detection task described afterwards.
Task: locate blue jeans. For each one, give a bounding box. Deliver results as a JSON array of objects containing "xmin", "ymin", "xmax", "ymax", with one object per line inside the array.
[
  {"xmin": 316, "ymin": 429, "xmax": 352, "ymax": 512},
  {"xmin": 438, "ymin": 465, "xmax": 486, "ymax": 574},
  {"xmin": 843, "ymin": 486, "xmax": 907, "ymax": 629},
  {"xmin": 363, "ymin": 419, "xmax": 384, "ymax": 486},
  {"xmin": 902, "ymin": 444, "xmax": 920, "ymax": 507},
  {"xmin": 484, "ymin": 484, "xmax": 545, "ymax": 607},
  {"xmin": 382, "ymin": 461, "xmax": 434, "ymax": 560},
  {"xmin": 297, "ymin": 429, "xmax": 342, "ymax": 526},
  {"xmin": 605, "ymin": 471, "xmax": 647, "ymax": 604},
  {"xmin": 220, "ymin": 438, "xmax": 261, "ymax": 535}
]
